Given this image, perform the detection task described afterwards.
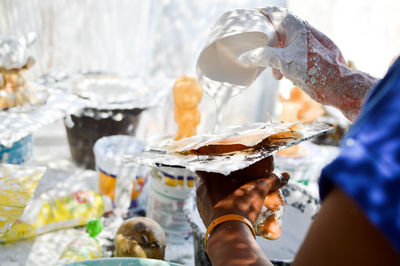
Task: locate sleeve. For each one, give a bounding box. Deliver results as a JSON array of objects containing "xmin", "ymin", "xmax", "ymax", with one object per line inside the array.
[{"xmin": 318, "ymin": 58, "xmax": 400, "ymax": 253}]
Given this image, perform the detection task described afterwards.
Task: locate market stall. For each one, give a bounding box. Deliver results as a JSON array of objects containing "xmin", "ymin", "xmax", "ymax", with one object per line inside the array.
[{"xmin": 1, "ymin": 1, "xmax": 396, "ymax": 266}]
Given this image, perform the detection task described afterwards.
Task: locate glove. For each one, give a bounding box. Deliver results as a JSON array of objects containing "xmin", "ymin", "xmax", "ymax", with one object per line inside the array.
[{"xmin": 243, "ymin": 6, "xmax": 377, "ymax": 121}]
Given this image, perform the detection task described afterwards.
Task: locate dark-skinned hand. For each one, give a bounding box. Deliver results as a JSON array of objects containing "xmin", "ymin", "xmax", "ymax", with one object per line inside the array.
[{"xmin": 195, "ymin": 156, "xmax": 289, "ymax": 227}]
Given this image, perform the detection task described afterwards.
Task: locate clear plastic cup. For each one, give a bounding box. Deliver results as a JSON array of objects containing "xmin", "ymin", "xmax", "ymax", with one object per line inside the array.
[{"xmin": 93, "ymin": 135, "xmax": 146, "ymax": 214}]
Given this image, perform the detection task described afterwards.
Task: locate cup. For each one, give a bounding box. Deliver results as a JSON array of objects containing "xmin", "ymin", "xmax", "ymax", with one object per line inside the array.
[
  {"xmin": 93, "ymin": 135, "xmax": 147, "ymax": 214},
  {"xmin": 0, "ymin": 134, "xmax": 33, "ymax": 164},
  {"xmin": 196, "ymin": 8, "xmax": 279, "ymax": 101}
]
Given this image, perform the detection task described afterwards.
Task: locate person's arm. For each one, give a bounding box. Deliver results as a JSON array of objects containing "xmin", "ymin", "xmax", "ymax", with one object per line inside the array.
[
  {"xmin": 258, "ymin": 7, "xmax": 379, "ymax": 121},
  {"xmin": 195, "ymin": 156, "xmax": 286, "ymax": 266},
  {"xmin": 303, "ymin": 23, "xmax": 378, "ymax": 121},
  {"xmin": 293, "ymin": 186, "xmax": 400, "ymax": 266},
  {"xmin": 206, "ymin": 220, "xmax": 272, "ymax": 266},
  {"xmin": 207, "ymin": 186, "xmax": 400, "ymax": 266},
  {"xmin": 197, "ymin": 173, "xmax": 400, "ymax": 266}
]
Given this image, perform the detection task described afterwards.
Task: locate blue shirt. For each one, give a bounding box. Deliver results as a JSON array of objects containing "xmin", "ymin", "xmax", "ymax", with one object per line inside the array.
[{"xmin": 319, "ymin": 58, "xmax": 400, "ymax": 253}]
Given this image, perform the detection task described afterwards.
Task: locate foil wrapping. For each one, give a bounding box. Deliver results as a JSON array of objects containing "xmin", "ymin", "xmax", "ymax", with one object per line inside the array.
[
  {"xmin": 128, "ymin": 121, "xmax": 332, "ymax": 175},
  {"xmin": 0, "ymin": 84, "xmax": 84, "ymax": 147},
  {"xmin": 64, "ymin": 73, "xmax": 174, "ymax": 111},
  {"xmin": 0, "ymin": 32, "xmax": 38, "ymax": 70}
]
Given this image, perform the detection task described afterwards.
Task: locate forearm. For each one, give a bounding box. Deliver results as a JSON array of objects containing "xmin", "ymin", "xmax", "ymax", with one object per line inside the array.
[
  {"xmin": 207, "ymin": 221, "xmax": 273, "ymax": 266},
  {"xmin": 309, "ymin": 65, "xmax": 379, "ymax": 122},
  {"xmin": 328, "ymin": 69, "xmax": 378, "ymax": 121}
]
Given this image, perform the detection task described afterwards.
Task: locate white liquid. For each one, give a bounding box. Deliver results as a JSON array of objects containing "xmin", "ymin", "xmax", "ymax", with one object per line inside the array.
[{"xmin": 197, "ymin": 33, "xmax": 268, "ymax": 131}]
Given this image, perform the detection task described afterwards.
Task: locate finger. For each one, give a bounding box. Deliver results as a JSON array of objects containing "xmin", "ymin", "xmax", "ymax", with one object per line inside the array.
[
  {"xmin": 241, "ymin": 175, "xmax": 279, "ymax": 200},
  {"xmin": 271, "ymin": 172, "xmax": 290, "ymax": 191},
  {"xmin": 195, "ymin": 170, "xmax": 208, "ymax": 180},
  {"xmin": 195, "ymin": 173, "xmax": 205, "ymax": 187}
]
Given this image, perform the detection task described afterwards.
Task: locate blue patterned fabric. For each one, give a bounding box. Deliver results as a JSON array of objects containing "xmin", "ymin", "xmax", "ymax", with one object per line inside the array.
[{"xmin": 319, "ymin": 58, "xmax": 400, "ymax": 252}]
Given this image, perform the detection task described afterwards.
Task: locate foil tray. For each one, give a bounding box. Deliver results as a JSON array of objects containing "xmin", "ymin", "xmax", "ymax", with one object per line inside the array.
[{"xmin": 126, "ymin": 122, "xmax": 333, "ymax": 175}]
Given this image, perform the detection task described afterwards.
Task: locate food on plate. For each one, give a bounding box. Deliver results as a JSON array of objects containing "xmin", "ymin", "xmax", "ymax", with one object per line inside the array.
[{"xmin": 114, "ymin": 217, "xmax": 166, "ymax": 259}]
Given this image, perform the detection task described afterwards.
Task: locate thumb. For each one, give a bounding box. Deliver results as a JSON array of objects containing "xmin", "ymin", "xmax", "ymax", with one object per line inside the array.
[{"xmin": 244, "ymin": 172, "xmax": 289, "ymax": 201}]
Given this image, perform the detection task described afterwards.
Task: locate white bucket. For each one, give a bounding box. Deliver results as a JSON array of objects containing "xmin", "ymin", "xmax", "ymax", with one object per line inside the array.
[{"xmin": 146, "ymin": 167, "xmax": 196, "ymax": 245}]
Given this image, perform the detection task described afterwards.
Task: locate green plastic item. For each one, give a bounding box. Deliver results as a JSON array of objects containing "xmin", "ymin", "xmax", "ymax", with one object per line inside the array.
[
  {"xmin": 86, "ymin": 218, "xmax": 103, "ymax": 238},
  {"xmin": 64, "ymin": 257, "xmax": 183, "ymax": 266}
]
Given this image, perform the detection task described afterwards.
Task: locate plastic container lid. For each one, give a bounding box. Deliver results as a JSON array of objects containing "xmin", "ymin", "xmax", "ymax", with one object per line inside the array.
[{"xmin": 94, "ymin": 135, "xmax": 145, "ymax": 164}]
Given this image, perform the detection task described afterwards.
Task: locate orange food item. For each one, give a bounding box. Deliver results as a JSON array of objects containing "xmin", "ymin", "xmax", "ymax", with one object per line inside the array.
[
  {"xmin": 256, "ymin": 214, "xmax": 282, "ymax": 240},
  {"xmin": 255, "ymin": 190, "xmax": 285, "ymax": 240},
  {"xmin": 280, "ymin": 86, "xmax": 325, "ymax": 124},
  {"xmin": 173, "ymin": 76, "xmax": 203, "ymax": 140},
  {"xmin": 278, "ymin": 86, "xmax": 324, "ymax": 156},
  {"xmin": 0, "ymin": 71, "xmax": 29, "ymax": 109}
]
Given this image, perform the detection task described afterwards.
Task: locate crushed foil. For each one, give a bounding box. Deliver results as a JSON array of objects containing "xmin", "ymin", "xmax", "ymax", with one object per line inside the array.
[
  {"xmin": 0, "ymin": 32, "xmax": 38, "ymax": 71},
  {"xmin": 62, "ymin": 73, "xmax": 174, "ymax": 111},
  {"xmin": 0, "ymin": 72, "xmax": 173, "ymax": 147},
  {"xmin": 0, "ymin": 84, "xmax": 84, "ymax": 148},
  {"xmin": 126, "ymin": 122, "xmax": 333, "ymax": 175}
]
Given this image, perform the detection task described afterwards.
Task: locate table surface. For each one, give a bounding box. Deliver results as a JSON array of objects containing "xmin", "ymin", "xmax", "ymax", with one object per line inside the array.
[
  {"xmin": 0, "ymin": 119, "xmax": 339, "ymax": 266},
  {"xmin": 0, "ymin": 120, "xmax": 195, "ymax": 266}
]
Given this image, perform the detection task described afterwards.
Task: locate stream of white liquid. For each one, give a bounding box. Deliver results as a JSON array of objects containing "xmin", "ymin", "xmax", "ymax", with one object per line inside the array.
[{"xmin": 199, "ymin": 37, "xmax": 263, "ymax": 132}]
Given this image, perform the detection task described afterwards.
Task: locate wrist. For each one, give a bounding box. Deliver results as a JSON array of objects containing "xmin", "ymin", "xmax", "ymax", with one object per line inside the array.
[
  {"xmin": 334, "ymin": 68, "xmax": 378, "ymax": 121},
  {"xmin": 206, "ymin": 220, "xmax": 271, "ymax": 266},
  {"xmin": 207, "ymin": 220, "xmax": 254, "ymax": 250}
]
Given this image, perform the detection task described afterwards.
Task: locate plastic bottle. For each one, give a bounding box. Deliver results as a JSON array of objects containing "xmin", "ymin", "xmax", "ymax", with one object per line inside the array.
[{"xmin": 56, "ymin": 218, "xmax": 103, "ymax": 264}]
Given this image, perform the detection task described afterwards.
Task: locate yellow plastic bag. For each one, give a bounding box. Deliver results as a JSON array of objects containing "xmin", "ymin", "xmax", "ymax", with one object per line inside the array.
[
  {"xmin": 1, "ymin": 190, "xmax": 111, "ymax": 242},
  {"xmin": 0, "ymin": 164, "xmax": 45, "ymax": 238}
]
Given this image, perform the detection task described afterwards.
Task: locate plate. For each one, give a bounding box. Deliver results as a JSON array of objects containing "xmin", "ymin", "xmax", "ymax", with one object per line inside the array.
[{"xmin": 65, "ymin": 257, "xmax": 183, "ymax": 266}]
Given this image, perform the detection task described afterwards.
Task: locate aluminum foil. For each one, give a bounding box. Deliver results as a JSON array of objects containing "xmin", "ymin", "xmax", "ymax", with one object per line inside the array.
[
  {"xmin": 65, "ymin": 73, "xmax": 174, "ymax": 111},
  {"xmin": 127, "ymin": 122, "xmax": 332, "ymax": 175},
  {"xmin": 0, "ymin": 71, "xmax": 174, "ymax": 148},
  {"xmin": 0, "ymin": 32, "xmax": 38, "ymax": 70},
  {"xmin": 0, "ymin": 85, "xmax": 84, "ymax": 147}
]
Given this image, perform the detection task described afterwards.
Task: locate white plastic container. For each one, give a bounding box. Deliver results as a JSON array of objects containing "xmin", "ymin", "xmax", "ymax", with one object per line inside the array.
[
  {"xmin": 93, "ymin": 135, "xmax": 147, "ymax": 214},
  {"xmin": 146, "ymin": 167, "xmax": 196, "ymax": 245}
]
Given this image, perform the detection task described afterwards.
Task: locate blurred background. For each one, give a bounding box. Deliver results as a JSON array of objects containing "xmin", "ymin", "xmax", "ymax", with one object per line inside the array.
[
  {"xmin": 1, "ymin": 0, "xmax": 399, "ymax": 133},
  {"xmin": 1, "ymin": 1, "xmax": 398, "ymax": 265}
]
